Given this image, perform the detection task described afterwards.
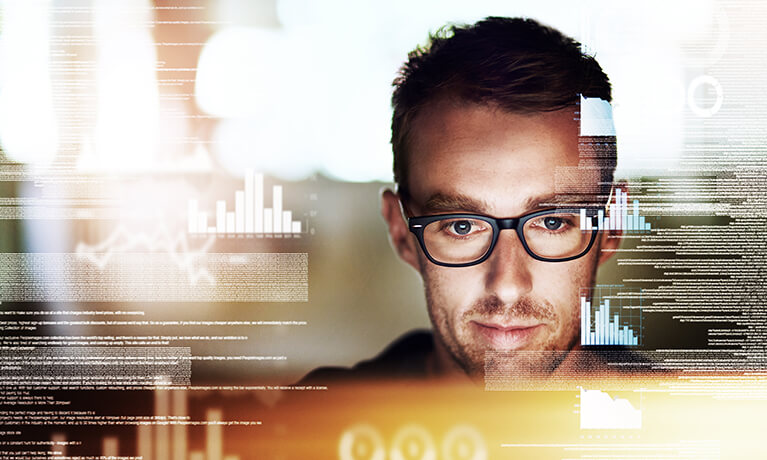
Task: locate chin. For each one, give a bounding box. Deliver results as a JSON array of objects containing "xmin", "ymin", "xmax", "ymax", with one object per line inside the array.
[
  {"xmin": 463, "ymin": 333, "xmax": 572, "ymax": 376},
  {"xmin": 482, "ymin": 349, "xmax": 569, "ymax": 380}
]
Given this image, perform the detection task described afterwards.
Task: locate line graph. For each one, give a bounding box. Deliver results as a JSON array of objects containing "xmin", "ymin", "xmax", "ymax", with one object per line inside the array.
[{"xmin": 76, "ymin": 224, "xmax": 216, "ymax": 285}]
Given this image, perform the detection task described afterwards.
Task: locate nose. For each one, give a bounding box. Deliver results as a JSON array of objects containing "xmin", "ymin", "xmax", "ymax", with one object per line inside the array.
[{"xmin": 483, "ymin": 229, "xmax": 534, "ymax": 304}]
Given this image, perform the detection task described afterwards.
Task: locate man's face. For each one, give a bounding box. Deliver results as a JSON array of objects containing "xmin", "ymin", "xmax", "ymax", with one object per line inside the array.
[{"xmin": 383, "ymin": 100, "xmax": 615, "ymax": 379}]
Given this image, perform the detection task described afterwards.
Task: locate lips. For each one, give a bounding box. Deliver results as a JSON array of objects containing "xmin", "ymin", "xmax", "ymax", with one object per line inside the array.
[{"xmin": 470, "ymin": 320, "xmax": 544, "ymax": 349}]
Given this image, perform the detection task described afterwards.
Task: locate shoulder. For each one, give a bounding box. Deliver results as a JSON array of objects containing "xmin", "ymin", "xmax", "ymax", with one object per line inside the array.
[{"xmin": 298, "ymin": 329, "xmax": 434, "ymax": 385}]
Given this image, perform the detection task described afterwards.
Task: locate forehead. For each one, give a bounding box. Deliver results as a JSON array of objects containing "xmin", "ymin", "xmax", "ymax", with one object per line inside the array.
[{"xmin": 405, "ymin": 101, "xmax": 598, "ymax": 216}]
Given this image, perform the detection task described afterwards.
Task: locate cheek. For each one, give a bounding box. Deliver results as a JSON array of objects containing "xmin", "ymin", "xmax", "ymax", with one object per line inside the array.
[
  {"xmin": 532, "ymin": 255, "xmax": 597, "ymax": 336},
  {"xmin": 534, "ymin": 263, "xmax": 588, "ymax": 300},
  {"xmin": 419, "ymin": 257, "xmax": 485, "ymax": 318},
  {"xmin": 539, "ymin": 247, "xmax": 598, "ymax": 294}
]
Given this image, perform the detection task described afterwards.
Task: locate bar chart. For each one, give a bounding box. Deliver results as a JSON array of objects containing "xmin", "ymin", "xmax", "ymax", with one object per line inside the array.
[
  {"xmin": 137, "ymin": 388, "xmax": 240, "ymax": 460},
  {"xmin": 188, "ymin": 170, "xmax": 304, "ymax": 236},
  {"xmin": 579, "ymin": 187, "xmax": 652, "ymax": 233},
  {"xmin": 50, "ymin": 390, "xmax": 242, "ymax": 460},
  {"xmin": 581, "ymin": 295, "xmax": 642, "ymax": 346}
]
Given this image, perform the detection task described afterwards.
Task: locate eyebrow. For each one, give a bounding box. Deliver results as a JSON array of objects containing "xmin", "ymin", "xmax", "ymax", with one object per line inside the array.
[
  {"xmin": 533, "ymin": 193, "xmax": 607, "ymax": 208},
  {"xmin": 420, "ymin": 192, "xmax": 596, "ymax": 216},
  {"xmin": 522, "ymin": 193, "xmax": 593, "ymax": 210},
  {"xmin": 422, "ymin": 193, "xmax": 491, "ymax": 214}
]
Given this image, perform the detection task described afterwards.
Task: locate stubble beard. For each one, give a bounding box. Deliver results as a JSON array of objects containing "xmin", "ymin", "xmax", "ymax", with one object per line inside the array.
[{"xmin": 419, "ymin": 246, "xmax": 600, "ymax": 381}]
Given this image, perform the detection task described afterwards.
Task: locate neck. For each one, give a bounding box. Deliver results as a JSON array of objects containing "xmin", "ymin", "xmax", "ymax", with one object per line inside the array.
[{"xmin": 427, "ymin": 334, "xmax": 480, "ymax": 385}]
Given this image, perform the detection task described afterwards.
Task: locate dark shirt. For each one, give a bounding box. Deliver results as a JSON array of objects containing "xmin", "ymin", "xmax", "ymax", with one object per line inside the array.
[{"xmin": 299, "ymin": 329, "xmax": 434, "ymax": 385}]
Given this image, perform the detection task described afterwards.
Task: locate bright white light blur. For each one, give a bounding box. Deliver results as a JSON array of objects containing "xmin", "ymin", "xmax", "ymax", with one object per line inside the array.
[
  {"xmin": 196, "ymin": 27, "xmax": 297, "ymax": 119},
  {"xmin": 0, "ymin": 0, "xmax": 58, "ymax": 168},
  {"xmin": 197, "ymin": 27, "xmax": 322, "ymax": 180},
  {"xmin": 211, "ymin": 117, "xmax": 317, "ymax": 181},
  {"xmin": 198, "ymin": 0, "xmax": 718, "ymax": 182},
  {"xmin": 312, "ymin": 48, "xmax": 394, "ymax": 183},
  {"xmin": 197, "ymin": 26, "xmax": 393, "ymax": 182},
  {"xmin": 87, "ymin": 0, "xmax": 159, "ymax": 172},
  {"xmin": 601, "ymin": 29, "xmax": 688, "ymax": 177}
]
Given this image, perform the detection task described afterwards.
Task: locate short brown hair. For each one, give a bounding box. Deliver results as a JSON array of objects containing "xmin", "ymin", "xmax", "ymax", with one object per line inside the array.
[{"xmin": 391, "ymin": 17, "xmax": 614, "ymax": 196}]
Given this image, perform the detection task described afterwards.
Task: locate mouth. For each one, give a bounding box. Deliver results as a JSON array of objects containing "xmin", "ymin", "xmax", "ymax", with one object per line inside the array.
[{"xmin": 470, "ymin": 320, "xmax": 544, "ymax": 349}]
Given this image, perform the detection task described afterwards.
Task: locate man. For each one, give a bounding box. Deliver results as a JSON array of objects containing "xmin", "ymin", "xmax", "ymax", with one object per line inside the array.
[{"xmin": 303, "ymin": 16, "xmax": 622, "ymax": 385}]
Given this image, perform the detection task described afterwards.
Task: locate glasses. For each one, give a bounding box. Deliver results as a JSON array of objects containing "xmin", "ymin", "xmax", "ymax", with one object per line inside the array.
[{"xmin": 405, "ymin": 206, "xmax": 600, "ymax": 267}]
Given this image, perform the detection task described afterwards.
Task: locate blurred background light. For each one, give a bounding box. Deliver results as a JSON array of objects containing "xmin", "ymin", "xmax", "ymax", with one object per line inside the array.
[
  {"xmin": 0, "ymin": 0, "xmax": 58, "ymax": 168},
  {"xmin": 0, "ymin": 0, "xmax": 719, "ymax": 180},
  {"xmin": 88, "ymin": 0, "xmax": 160, "ymax": 172},
  {"xmin": 196, "ymin": 24, "xmax": 394, "ymax": 182}
]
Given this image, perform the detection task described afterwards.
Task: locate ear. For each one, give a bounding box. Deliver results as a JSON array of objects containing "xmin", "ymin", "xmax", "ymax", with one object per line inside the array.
[
  {"xmin": 380, "ymin": 188, "xmax": 421, "ymax": 272},
  {"xmin": 596, "ymin": 182, "xmax": 628, "ymax": 267}
]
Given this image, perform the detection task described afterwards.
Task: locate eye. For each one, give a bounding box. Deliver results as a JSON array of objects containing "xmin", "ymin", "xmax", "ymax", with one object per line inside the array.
[
  {"xmin": 436, "ymin": 218, "xmax": 488, "ymax": 239},
  {"xmin": 543, "ymin": 216, "xmax": 564, "ymax": 231},
  {"xmin": 449, "ymin": 220, "xmax": 473, "ymax": 235},
  {"xmin": 529, "ymin": 214, "xmax": 576, "ymax": 234}
]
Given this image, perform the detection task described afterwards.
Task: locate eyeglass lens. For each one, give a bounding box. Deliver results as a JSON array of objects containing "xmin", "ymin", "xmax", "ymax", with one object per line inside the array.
[{"xmin": 420, "ymin": 211, "xmax": 592, "ymax": 264}]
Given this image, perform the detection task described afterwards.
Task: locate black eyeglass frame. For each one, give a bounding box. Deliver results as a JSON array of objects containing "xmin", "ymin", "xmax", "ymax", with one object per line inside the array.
[{"xmin": 407, "ymin": 208, "xmax": 601, "ymax": 267}]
